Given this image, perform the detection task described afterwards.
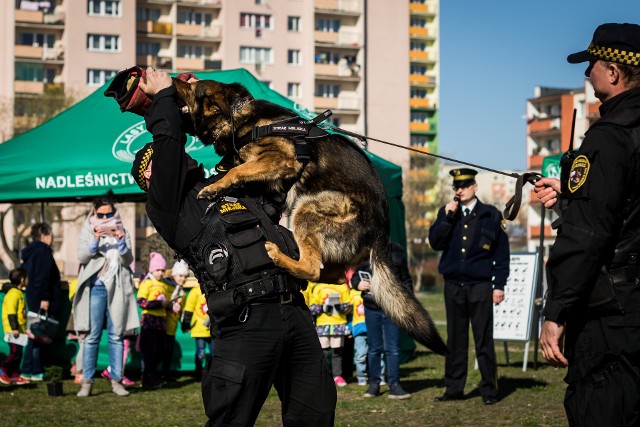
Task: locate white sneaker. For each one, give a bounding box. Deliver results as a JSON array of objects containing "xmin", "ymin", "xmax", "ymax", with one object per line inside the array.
[
  {"xmin": 111, "ymin": 379, "xmax": 130, "ymax": 397},
  {"xmin": 77, "ymin": 380, "xmax": 92, "ymax": 397}
]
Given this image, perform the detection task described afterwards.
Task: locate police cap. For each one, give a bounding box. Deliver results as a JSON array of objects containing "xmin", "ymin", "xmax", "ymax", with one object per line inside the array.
[
  {"xmin": 567, "ymin": 23, "xmax": 640, "ymax": 66},
  {"xmin": 450, "ymin": 168, "xmax": 478, "ymax": 188}
]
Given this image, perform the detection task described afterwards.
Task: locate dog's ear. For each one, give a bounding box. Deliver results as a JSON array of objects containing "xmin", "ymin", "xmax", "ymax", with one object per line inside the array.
[
  {"xmin": 224, "ymin": 83, "xmax": 253, "ymax": 110},
  {"xmin": 173, "ymin": 78, "xmax": 195, "ymax": 111}
]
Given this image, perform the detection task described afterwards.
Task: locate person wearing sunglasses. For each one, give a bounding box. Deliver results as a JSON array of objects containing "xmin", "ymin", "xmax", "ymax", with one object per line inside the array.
[{"xmin": 72, "ymin": 193, "xmax": 140, "ymax": 397}]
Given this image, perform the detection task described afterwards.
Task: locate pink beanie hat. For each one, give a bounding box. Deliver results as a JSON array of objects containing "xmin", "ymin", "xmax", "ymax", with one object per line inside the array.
[{"xmin": 149, "ymin": 251, "xmax": 167, "ymax": 272}]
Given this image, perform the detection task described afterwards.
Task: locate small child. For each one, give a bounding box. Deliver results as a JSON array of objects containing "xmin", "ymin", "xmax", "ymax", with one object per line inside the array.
[
  {"xmin": 348, "ymin": 284, "xmax": 368, "ymax": 386},
  {"xmin": 308, "ymin": 281, "xmax": 352, "ymax": 387},
  {"xmin": 182, "ymin": 283, "xmax": 213, "ymax": 381},
  {"xmin": 160, "ymin": 260, "xmax": 188, "ymax": 382},
  {"xmin": 0, "ymin": 268, "xmax": 30, "ymax": 385},
  {"xmin": 137, "ymin": 252, "xmax": 171, "ymax": 389}
]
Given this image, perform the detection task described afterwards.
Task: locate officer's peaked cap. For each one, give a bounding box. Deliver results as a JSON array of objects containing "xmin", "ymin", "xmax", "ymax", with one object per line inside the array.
[
  {"xmin": 567, "ymin": 23, "xmax": 640, "ymax": 66},
  {"xmin": 450, "ymin": 168, "xmax": 477, "ymax": 187}
]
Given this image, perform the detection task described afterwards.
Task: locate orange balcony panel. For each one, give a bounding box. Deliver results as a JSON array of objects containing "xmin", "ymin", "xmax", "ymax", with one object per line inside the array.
[
  {"xmin": 315, "ymin": 63, "xmax": 339, "ymax": 76},
  {"xmin": 315, "ymin": 31, "xmax": 339, "ymax": 43},
  {"xmin": 528, "ymin": 154, "xmax": 543, "ymax": 169},
  {"xmin": 15, "ymin": 80, "xmax": 45, "ymax": 94},
  {"xmin": 530, "ymin": 225, "xmax": 553, "ymax": 237},
  {"xmin": 316, "ymin": 0, "xmax": 338, "ymax": 9},
  {"xmin": 15, "ymin": 45, "xmax": 44, "ymax": 59},
  {"xmin": 176, "ymin": 23, "xmax": 202, "ymax": 37},
  {"xmin": 176, "ymin": 57, "xmax": 205, "ymax": 71},
  {"xmin": 409, "ymin": 3, "xmax": 429, "ymax": 13},
  {"xmin": 410, "ymin": 98, "xmax": 430, "ymax": 108},
  {"xmin": 410, "ymin": 145, "xmax": 430, "ymax": 154},
  {"xmin": 410, "ymin": 122, "xmax": 430, "ymax": 132},
  {"xmin": 410, "ymin": 50, "xmax": 429, "ymax": 61},
  {"xmin": 528, "ymin": 118, "xmax": 555, "ymax": 132},
  {"xmin": 410, "ymin": 26, "xmax": 429, "ymax": 37},
  {"xmin": 152, "ymin": 22, "xmax": 173, "ymax": 35},
  {"xmin": 314, "ymin": 97, "xmax": 338, "ymax": 110},
  {"xmin": 409, "ymin": 74, "xmax": 429, "ymax": 84},
  {"xmin": 15, "ymin": 9, "xmax": 44, "ymax": 23}
]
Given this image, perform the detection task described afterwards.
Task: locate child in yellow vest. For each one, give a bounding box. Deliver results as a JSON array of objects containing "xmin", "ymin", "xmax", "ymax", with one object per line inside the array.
[
  {"xmin": 181, "ymin": 284, "xmax": 212, "ymax": 381},
  {"xmin": 349, "ymin": 286, "xmax": 368, "ymax": 386},
  {"xmin": 308, "ymin": 281, "xmax": 352, "ymax": 387},
  {"xmin": 137, "ymin": 252, "xmax": 171, "ymax": 389},
  {"xmin": 0, "ymin": 268, "xmax": 29, "ymax": 385},
  {"xmin": 160, "ymin": 260, "xmax": 188, "ymax": 382}
]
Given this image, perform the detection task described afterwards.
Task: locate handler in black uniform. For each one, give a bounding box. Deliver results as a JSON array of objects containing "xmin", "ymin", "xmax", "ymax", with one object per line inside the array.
[
  {"xmin": 428, "ymin": 168, "xmax": 509, "ymax": 405},
  {"xmin": 534, "ymin": 23, "xmax": 640, "ymax": 426},
  {"xmin": 129, "ymin": 68, "xmax": 336, "ymax": 426}
]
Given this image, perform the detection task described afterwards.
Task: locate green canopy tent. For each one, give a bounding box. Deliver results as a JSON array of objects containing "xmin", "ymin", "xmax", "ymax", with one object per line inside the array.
[{"xmin": 0, "ymin": 68, "xmax": 410, "ymax": 371}]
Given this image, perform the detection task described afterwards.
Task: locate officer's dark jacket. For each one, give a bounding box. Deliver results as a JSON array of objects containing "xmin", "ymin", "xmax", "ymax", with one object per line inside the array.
[
  {"xmin": 545, "ymin": 87, "xmax": 640, "ymax": 324},
  {"xmin": 428, "ymin": 199, "xmax": 510, "ymax": 290}
]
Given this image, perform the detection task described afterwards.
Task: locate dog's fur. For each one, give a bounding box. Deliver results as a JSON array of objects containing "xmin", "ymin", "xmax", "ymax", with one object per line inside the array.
[{"xmin": 174, "ymin": 79, "xmax": 447, "ymax": 355}]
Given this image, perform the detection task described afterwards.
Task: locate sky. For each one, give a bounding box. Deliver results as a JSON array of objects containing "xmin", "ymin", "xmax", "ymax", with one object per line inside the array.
[{"xmin": 439, "ymin": 0, "xmax": 640, "ymax": 171}]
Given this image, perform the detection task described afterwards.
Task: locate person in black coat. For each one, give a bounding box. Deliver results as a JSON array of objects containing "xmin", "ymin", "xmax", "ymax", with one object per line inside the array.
[
  {"xmin": 428, "ymin": 168, "xmax": 509, "ymax": 405},
  {"xmin": 20, "ymin": 222, "xmax": 61, "ymax": 380}
]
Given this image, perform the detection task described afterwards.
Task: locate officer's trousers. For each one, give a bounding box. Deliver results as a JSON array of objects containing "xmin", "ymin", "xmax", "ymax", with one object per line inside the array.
[
  {"xmin": 443, "ymin": 281, "xmax": 498, "ymax": 399},
  {"xmin": 203, "ymin": 296, "xmax": 337, "ymax": 427}
]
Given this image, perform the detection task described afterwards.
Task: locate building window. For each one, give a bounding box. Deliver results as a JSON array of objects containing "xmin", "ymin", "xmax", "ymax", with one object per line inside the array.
[
  {"xmin": 239, "ymin": 46, "xmax": 273, "ymax": 64},
  {"xmin": 410, "ymin": 41, "xmax": 427, "ymax": 51},
  {"xmin": 287, "ymin": 83, "xmax": 301, "ymax": 99},
  {"xmin": 410, "ymin": 0, "xmax": 426, "ymax": 4},
  {"xmin": 410, "ymin": 88, "xmax": 427, "ymax": 98},
  {"xmin": 316, "ymin": 18, "xmax": 340, "ymax": 32},
  {"xmin": 410, "ymin": 135, "xmax": 429, "ymax": 147},
  {"xmin": 410, "ymin": 111, "xmax": 428, "ymax": 123},
  {"xmin": 136, "ymin": 42, "xmax": 161, "ymax": 56},
  {"xmin": 240, "ymin": 13, "xmax": 273, "ymax": 30},
  {"xmin": 178, "ymin": 11, "xmax": 212, "ymax": 25},
  {"xmin": 17, "ymin": 33, "xmax": 55, "ymax": 48},
  {"xmin": 410, "ymin": 17, "xmax": 427, "ymax": 27},
  {"xmin": 315, "ymin": 50, "xmax": 340, "ymax": 64},
  {"xmin": 87, "ymin": 34, "xmax": 121, "ymax": 52},
  {"xmin": 87, "ymin": 69, "xmax": 117, "ymax": 86},
  {"xmin": 87, "ymin": 0, "xmax": 121, "ymax": 17},
  {"xmin": 410, "ymin": 64, "xmax": 427, "ymax": 75},
  {"xmin": 288, "ymin": 16, "xmax": 301, "ymax": 32},
  {"xmin": 317, "ymin": 84, "xmax": 340, "ymax": 98},
  {"xmin": 288, "ymin": 50, "xmax": 302, "ymax": 66},
  {"xmin": 178, "ymin": 44, "xmax": 212, "ymax": 58},
  {"xmin": 255, "ymin": 0, "xmax": 266, "ymax": 4},
  {"xmin": 137, "ymin": 7, "xmax": 160, "ymax": 21},
  {"xmin": 261, "ymin": 80, "xmax": 274, "ymax": 89}
]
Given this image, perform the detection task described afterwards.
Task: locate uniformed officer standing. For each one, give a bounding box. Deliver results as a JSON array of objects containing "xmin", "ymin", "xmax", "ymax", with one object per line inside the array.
[
  {"xmin": 111, "ymin": 68, "xmax": 337, "ymax": 426},
  {"xmin": 534, "ymin": 23, "xmax": 640, "ymax": 426},
  {"xmin": 428, "ymin": 168, "xmax": 509, "ymax": 405}
]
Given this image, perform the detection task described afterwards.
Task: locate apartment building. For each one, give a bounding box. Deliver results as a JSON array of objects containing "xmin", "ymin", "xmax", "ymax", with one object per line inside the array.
[
  {"xmin": 525, "ymin": 81, "xmax": 599, "ymax": 256},
  {"xmin": 1, "ymin": 0, "xmax": 437, "ymax": 275}
]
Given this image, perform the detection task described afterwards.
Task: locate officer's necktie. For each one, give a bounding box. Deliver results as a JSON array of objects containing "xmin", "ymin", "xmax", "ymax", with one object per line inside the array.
[{"xmin": 464, "ymin": 208, "xmax": 470, "ymax": 216}]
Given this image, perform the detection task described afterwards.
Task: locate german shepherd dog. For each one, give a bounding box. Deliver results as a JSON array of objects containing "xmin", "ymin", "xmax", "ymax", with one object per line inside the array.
[{"xmin": 173, "ymin": 79, "xmax": 447, "ymax": 355}]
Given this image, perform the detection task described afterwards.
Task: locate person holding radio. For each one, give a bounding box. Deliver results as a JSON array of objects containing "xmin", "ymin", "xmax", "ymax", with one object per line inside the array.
[
  {"xmin": 73, "ymin": 193, "xmax": 140, "ymax": 397},
  {"xmin": 351, "ymin": 241, "xmax": 413, "ymax": 399}
]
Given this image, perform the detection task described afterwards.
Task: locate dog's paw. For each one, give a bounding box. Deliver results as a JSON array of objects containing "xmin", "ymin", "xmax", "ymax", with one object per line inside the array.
[
  {"xmin": 265, "ymin": 241, "xmax": 283, "ymax": 264},
  {"xmin": 197, "ymin": 185, "xmax": 219, "ymax": 200}
]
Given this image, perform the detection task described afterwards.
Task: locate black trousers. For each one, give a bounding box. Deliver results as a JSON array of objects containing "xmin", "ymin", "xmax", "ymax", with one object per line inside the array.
[
  {"xmin": 203, "ymin": 295, "xmax": 337, "ymax": 427},
  {"xmin": 443, "ymin": 281, "xmax": 497, "ymax": 399}
]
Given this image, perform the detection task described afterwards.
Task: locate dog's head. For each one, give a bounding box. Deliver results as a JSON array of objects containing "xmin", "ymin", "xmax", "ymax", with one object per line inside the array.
[{"xmin": 174, "ymin": 79, "xmax": 253, "ymax": 154}]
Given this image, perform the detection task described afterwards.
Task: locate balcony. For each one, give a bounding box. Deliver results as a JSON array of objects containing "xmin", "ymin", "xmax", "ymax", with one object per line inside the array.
[
  {"xmin": 409, "ymin": 2, "xmax": 437, "ymax": 15},
  {"xmin": 176, "ymin": 23, "xmax": 222, "ymax": 39},
  {"xmin": 410, "ymin": 98, "xmax": 430, "ymax": 109},
  {"xmin": 314, "ymin": 95, "xmax": 360, "ymax": 111},
  {"xmin": 15, "ymin": 44, "xmax": 64, "ymax": 61},
  {"xmin": 314, "ymin": 63, "xmax": 360, "ymax": 79},
  {"xmin": 409, "ymin": 73, "xmax": 436, "ymax": 86},
  {"xmin": 410, "ymin": 122, "xmax": 431, "ymax": 133},
  {"xmin": 15, "ymin": 9, "xmax": 43, "ymax": 23},
  {"xmin": 175, "ymin": 57, "xmax": 221, "ymax": 71},
  {"xmin": 315, "ymin": 30, "xmax": 363, "ymax": 47},
  {"xmin": 528, "ymin": 117, "xmax": 560, "ymax": 133},
  {"xmin": 137, "ymin": 21, "xmax": 173, "ymax": 36},
  {"xmin": 410, "ymin": 50, "xmax": 435, "ymax": 62},
  {"xmin": 315, "ymin": 0, "xmax": 361, "ymax": 14},
  {"xmin": 409, "ymin": 26, "xmax": 436, "ymax": 39},
  {"xmin": 14, "ymin": 81, "xmax": 63, "ymax": 95},
  {"xmin": 528, "ymin": 154, "xmax": 544, "ymax": 169},
  {"xmin": 136, "ymin": 54, "xmax": 172, "ymax": 69},
  {"xmin": 177, "ymin": 0, "xmax": 221, "ymax": 6}
]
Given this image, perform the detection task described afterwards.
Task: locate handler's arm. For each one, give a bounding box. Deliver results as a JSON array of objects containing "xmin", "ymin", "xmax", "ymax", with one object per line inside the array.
[{"xmin": 428, "ymin": 207, "xmax": 455, "ymax": 251}]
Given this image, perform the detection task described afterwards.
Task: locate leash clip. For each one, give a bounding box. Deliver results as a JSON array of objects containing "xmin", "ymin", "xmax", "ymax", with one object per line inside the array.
[{"xmin": 239, "ymin": 305, "xmax": 250, "ymax": 323}]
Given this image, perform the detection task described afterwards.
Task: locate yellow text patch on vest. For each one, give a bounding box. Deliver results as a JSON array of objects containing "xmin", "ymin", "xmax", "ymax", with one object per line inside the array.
[
  {"xmin": 219, "ymin": 202, "xmax": 247, "ymax": 214},
  {"xmin": 568, "ymin": 155, "xmax": 590, "ymax": 193}
]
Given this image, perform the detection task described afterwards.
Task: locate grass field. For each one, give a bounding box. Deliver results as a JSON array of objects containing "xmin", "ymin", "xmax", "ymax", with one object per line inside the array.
[{"xmin": 0, "ymin": 291, "xmax": 569, "ymax": 427}]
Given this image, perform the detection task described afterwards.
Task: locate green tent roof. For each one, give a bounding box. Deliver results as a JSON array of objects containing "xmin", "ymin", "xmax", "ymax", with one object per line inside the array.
[{"xmin": 0, "ymin": 68, "xmax": 405, "ymax": 243}]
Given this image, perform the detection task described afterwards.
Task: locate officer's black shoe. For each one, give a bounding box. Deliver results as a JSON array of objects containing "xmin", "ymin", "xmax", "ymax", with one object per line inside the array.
[
  {"xmin": 482, "ymin": 396, "xmax": 498, "ymax": 405},
  {"xmin": 363, "ymin": 384, "xmax": 380, "ymax": 398},
  {"xmin": 434, "ymin": 393, "xmax": 463, "ymax": 402}
]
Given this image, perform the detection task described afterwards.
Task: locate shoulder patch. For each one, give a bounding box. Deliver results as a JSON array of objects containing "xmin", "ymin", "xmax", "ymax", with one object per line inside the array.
[
  {"xmin": 218, "ymin": 201, "xmax": 247, "ymax": 214},
  {"xmin": 568, "ymin": 155, "xmax": 590, "ymax": 193}
]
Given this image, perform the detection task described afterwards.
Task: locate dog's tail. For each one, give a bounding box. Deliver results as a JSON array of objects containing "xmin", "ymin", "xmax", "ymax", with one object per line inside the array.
[{"xmin": 370, "ymin": 239, "xmax": 448, "ymax": 356}]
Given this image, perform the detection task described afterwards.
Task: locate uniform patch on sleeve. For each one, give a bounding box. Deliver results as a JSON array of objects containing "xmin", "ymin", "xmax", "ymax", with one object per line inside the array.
[
  {"xmin": 218, "ymin": 201, "xmax": 247, "ymax": 214},
  {"xmin": 568, "ymin": 155, "xmax": 590, "ymax": 193}
]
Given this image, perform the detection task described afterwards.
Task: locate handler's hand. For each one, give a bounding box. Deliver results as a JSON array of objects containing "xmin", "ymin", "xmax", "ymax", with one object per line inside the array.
[
  {"xmin": 139, "ymin": 67, "xmax": 173, "ymax": 97},
  {"xmin": 357, "ymin": 280, "xmax": 371, "ymax": 292},
  {"xmin": 534, "ymin": 178, "xmax": 561, "ymax": 209},
  {"xmin": 445, "ymin": 200, "xmax": 459, "ymax": 216},
  {"xmin": 540, "ymin": 319, "xmax": 569, "ymax": 368},
  {"xmin": 493, "ymin": 289, "xmax": 505, "ymax": 305}
]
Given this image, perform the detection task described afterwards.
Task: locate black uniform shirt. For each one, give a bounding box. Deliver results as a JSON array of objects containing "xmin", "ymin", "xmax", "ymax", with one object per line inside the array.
[{"xmin": 544, "ymin": 87, "xmax": 640, "ymax": 323}]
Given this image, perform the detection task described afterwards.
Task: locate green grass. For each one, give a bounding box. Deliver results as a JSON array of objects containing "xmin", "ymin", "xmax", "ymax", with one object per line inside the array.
[{"xmin": 0, "ymin": 291, "xmax": 568, "ymax": 427}]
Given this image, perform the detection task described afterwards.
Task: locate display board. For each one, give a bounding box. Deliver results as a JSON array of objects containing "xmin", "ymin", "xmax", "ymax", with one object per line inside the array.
[{"xmin": 493, "ymin": 252, "xmax": 539, "ymax": 341}]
